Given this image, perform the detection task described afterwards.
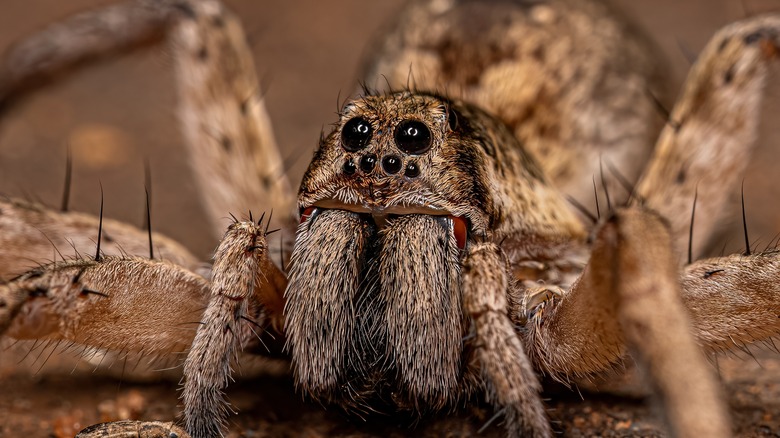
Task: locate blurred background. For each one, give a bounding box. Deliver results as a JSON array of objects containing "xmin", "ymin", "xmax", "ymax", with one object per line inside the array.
[
  {"xmin": 1, "ymin": 0, "xmax": 779, "ymax": 259},
  {"xmin": 1, "ymin": 1, "xmax": 780, "ymax": 436}
]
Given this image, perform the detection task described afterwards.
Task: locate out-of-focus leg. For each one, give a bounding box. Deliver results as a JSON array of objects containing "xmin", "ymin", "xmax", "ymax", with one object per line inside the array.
[
  {"xmin": 636, "ymin": 15, "xmax": 780, "ymax": 258},
  {"xmin": 526, "ymin": 208, "xmax": 730, "ymax": 438}
]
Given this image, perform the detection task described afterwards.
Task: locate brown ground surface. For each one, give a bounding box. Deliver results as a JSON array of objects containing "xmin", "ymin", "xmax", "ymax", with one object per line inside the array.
[{"xmin": 1, "ymin": 1, "xmax": 780, "ymax": 437}]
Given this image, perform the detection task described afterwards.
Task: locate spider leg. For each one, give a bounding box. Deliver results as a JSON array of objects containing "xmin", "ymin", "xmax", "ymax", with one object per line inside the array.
[
  {"xmin": 76, "ymin": 420, "xmax": 189, "ymax": 438},
  {"xmin": 0, "ymin": 0, "xmax": 177, "ymax": 109},
  {"xmin": 182, "ymin": 219, "xmax": 285, "ymax": 438},
  {"xmin": 636, "ymin": 14, "xmax": 780, "ymax": 258},
  {"xmin": 170, "ymin": 0, "xmax": 295, "ymax": 238},
  {"xmin": 0, "ymin": 256, "xmax": 209, "ymax": 358},
  {"xmin": 461, "ymin": 241, "xmax": 552, "ymax": 438},
  {"xmin": 526, "ymin": 208, "xmax": 730, "ymax": 437},
  {"xmin": 0, "ymin": 218, "xmax": 286, "ymax": 438},
  {"xmin": 0, "ymin": 0, "xmax": 297, "ymax": 240},
  {"xmin": 681, "ymin": 252, "xmax": 780, "ymax": 353},
  {"xmin": 0, "ymin": 197, "xmax": 201, "ymax": 279}
]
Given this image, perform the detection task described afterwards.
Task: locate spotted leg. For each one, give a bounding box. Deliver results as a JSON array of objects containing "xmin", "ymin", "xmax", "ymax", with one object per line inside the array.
[{"xmin": 636, "ymin": 14, "xmax": 780, "ymax": 258}]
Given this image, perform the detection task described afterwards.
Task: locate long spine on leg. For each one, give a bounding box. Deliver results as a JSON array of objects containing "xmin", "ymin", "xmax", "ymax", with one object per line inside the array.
[
  {"xmin": 0, "ymin": 0, "xmax": 296, "ymax": 240},
  {"xmin": 462, "ymin": 242, "xmax": 551, "ymax": 438},
  {"xmin": 0, "ymin": 198, "xmax": 201, "ymax": 279},
  {"xmin": 0, "ymin": 0, "xmax": 178, "ymax": 110}
]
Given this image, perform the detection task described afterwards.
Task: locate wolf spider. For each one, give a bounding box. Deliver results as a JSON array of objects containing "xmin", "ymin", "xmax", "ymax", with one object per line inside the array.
[{"xmin": 1, "ymin": 0, "xmax": 780, "ymax": 437}]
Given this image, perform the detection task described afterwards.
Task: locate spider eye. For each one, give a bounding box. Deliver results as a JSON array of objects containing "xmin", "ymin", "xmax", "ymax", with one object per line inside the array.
[
  {"xmin": 395, "ymin": 120, "xmax": 432, "ymax": 155},
  {"xmin": 341, "ymin": 117, "xmax": 373, "ymax": 152}
]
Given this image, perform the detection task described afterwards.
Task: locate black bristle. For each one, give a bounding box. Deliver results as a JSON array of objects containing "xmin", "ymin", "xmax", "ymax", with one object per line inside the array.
[
  {"xmin": 742, "ymin": 182, "xmax": 751, "ymax": 256},
  {"xmin": 265, "ymin": 209, "xmax": 273, "ymax": 234},
  {"xmin": 566, "ymin": 196, "xmax": 597, "ymax": 224},
  {"xmin": 81, "ymin": 288, "xmax": 109, "ymax": 298},
  {"xmin": 60, "ymin": 147, "xmax": 72, "ymax": 212},
  {"xmin": 593, "ymin": 177, "xmax": 601, "ymax": 219},
  {"xmin": 688, "ymin": 188, "xmax": 698, "ymax": 265},
  {"xmin": 645, "ymin": 87, "xmax": 672, "ymax": 124},
  {"xmin": 95, "ymin": 185, "xmax": 104, "ymax": 262},
  {"xmin": 142, "ymin": 158, "xmax": 152, "ymax": 231},
  {"xmin": 599, "ymin": 160, "xmax": 612, "ymax": 212},
  {"xmin": 605, "ymin": 161, "xmax": 645, "ymax": 205},
  {"xmin": 145, "ymin": 187, "xmax": 154, "ymax": 260}
]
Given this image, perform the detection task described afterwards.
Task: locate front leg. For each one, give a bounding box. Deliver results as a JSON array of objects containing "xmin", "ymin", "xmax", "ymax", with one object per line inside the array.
[
  {"xmin": 183, "ymin": 218, "xmax": 286, "ymax": 438},
  {"xmin": 0, "ymin": 256, "xmax": 209, "ymax": 357},
  {"xmin": 461, "ymin": 241, "xmax": 551, "ymax": 438},
  {"xmin": 602, "ymin": 209, "xmax": 730, "ymax": 437},
  {"xmin": 526, "ymin": 208, "xmax": 730, "ymax": 437}
]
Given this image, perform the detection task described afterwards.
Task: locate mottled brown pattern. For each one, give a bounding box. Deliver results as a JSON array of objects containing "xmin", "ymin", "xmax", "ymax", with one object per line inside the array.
[
  {"xmin": 361, "ymin": 0, "xmax": 666, "ymax": 211},
  {"xmin": 0, "ymin": 1, "xmax": 779, "ymax": 438}
]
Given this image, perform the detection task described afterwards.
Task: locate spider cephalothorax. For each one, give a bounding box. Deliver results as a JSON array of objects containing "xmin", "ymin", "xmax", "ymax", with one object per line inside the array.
[{"xmin": 286, "ymin": 91, "xmax": 584, "ymax": 415}]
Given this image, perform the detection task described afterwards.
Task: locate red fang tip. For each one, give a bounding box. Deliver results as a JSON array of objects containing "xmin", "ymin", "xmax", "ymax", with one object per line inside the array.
[
  {"xmin": 450, "ymin": 216, "xmax": 468, "ymax": 250},
  {"xmin": 300, "ymin": 207, "xmax": 316, "ymax": 225}
]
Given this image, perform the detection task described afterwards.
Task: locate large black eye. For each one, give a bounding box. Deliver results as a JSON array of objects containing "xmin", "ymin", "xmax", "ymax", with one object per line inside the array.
[
  {"xmin": 394, "ymin": 120, "xmax": 432, "ymax": 155},
  {"xmin": 341, "ymin": 117, "xmax": 373, "ymax": 152}
]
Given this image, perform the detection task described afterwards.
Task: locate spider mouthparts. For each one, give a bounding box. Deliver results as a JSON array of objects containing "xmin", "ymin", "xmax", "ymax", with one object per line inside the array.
[
  {"xmin": 448, "ymin": 215, "xmax": 468, "ymax": 250},
  {"xmin": 299, "ymin": 204, "xmax": 467, "ymax": 249}
]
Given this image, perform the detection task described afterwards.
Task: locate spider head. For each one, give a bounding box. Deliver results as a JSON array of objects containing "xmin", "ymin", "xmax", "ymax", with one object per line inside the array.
[
  {"xmin": 286, "ymin": 92, "xmax": 532, "ymax": 414},
  {"xmin": 298, "ymin": 91, "xmax": 505, "ymax": 243}
]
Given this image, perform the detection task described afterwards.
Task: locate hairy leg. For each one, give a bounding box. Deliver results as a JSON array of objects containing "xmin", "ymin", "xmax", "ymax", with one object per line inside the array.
[
  {"xmin": 183, "ymin": 219, "xmax": 284, "ymax": 438},
  {"xmin": 526, "ymin": 208, "xmax": 730, "ymax": 437},
  {"xmin": 462, "ymin": 241, "xmax": 551, "ymax": 438},
  {"xmin": 680, "ymin": 252, "xmax": 780, "ymax": 352},
  {"xmin": 170, "ymin": 0, "xmax": 294, "ymax": 237},
  {"xmin": 636, "ymin": 15, "xmax": 780, "ymax": 258},
  {"xmin": 604, "ymin": 209, "xmax": 730, "ymax": 437},
  {"xmin": 76, "ymin": 420, "xmax": 189, "ymax": 438},
  {"xmin": 0, "ymin": 217, "xmax": 286, "ymax": 438},
  {"xmin": 0, "ymin": 256, "xmax": 208, "ymax": 357},
  {"xmin": 0, "ymin": 0, "xmax": 179, "ymax": 110},
  {"xmin": 0, "ymin": 197, "xmax": 201, "ymax": 279}
]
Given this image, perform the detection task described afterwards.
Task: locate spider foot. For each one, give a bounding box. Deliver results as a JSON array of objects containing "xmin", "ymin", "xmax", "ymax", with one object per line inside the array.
[{"xmin": 520, "ymin": 285, "xmax": 564, "ymax": 326}]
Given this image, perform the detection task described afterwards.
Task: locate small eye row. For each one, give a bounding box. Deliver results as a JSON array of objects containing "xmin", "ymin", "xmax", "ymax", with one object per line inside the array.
[
  {"xmin": 341, "ymin": 117, "xmax": 432, "ymax": 155},
  {"xmin": 343, "ymin": 154, "xmax": 421, "ymax": 178}
]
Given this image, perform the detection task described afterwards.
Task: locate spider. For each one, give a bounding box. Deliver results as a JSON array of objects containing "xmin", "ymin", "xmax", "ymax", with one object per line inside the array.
[{"xmin": 1, "ymin": 0, "xmax": 780, "ymax": 437}]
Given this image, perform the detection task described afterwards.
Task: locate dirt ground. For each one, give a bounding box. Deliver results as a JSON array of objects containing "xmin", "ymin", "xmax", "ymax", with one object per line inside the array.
[{"xmin": 1, "ymin": 0, "xmax": 780, "ymax": 437}]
